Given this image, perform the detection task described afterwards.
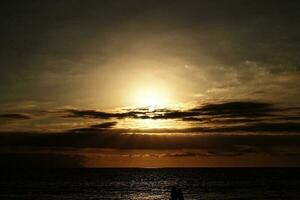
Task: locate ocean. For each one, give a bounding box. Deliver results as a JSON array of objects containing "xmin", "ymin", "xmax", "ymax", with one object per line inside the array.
[{"xmin": 0, "ymin": 168, "xmax": 299, "ymax": 200}]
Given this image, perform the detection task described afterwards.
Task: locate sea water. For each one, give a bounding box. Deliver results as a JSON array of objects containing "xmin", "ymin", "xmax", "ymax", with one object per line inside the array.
[{"xmin": 0, "ymin": 168, "xmax": 299, "ymax": 200}]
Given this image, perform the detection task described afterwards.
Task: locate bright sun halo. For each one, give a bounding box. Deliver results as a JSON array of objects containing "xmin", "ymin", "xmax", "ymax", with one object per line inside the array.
[{"xmin": 134, "ymin": 88, "xmax": 169, "ymax": 108}]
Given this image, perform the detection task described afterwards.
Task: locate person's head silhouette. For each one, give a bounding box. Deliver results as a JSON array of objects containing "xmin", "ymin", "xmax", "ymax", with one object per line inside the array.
[
  {"xmin": 169, "ymin": 186, "xmax": 185, "ymax": 200},
  {"xmin": 177, "ymin": 188, "xmax": 184, "ymax": 200},
  {"xmin": 170, "ymin": 187, "xmax": 178, "ymax": 200}
]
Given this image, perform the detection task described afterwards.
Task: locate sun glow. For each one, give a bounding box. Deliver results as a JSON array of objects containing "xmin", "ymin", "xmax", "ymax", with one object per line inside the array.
[{"xmin": 134, "ymin": 88, "xmax": 169, "ymax": 108}]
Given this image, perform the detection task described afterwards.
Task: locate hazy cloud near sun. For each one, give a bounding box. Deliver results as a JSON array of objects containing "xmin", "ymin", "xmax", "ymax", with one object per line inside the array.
[
  {"xmin": 0, "ymin": 1, "xmax": 300, "ymax": 107},
  {"xmin": 1, "ymin": 101, "xmax": 300, "ymax": 133},
  {"xmin": 62, "ymin": 101, "xmax": 300, "ymax": 133}
]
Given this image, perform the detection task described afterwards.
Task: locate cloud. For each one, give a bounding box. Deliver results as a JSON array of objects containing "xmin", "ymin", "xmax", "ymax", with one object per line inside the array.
[
  {"xmin": 163, "ymin": 149, "xmax": 255, "ymax": 158},
  {"xmin": 65, "ymin": 109, "xmax": 136, "ymax": 119},
  {"xmin": 90, "ymin": 121, "xmax": 118, "ymax": 129},
  {"xmin": 0, "ymin": 153, "xmax": 83, "ymax": 168},
  {"xmin": 0, "ymin": 131, "xmax": 299, "ymax": 167},
  {"xmin": 192, "ymin": 102, "xmax": 277, "ymax": 117},
  {"xmin": 63, "ymin": 101, "xmax": 300, "ymax": 133},
  {"xmin": 160, "ymin": 146, "xmax": 300, "ymax": 158},
  {"xmin": 0, "ymin": 130, "xmax": 299, "ymax": 151},
  {"xmin": 65, "ymin": 101, "xmax": 278, "ymax": 120},
  {"xmin": 0, "ymin": 100, "xmax": 299, "ymax": 159},
  {"xmin": 63, "ymin": 122, "xmax": 300, "ymax": 134},
  {"xmin": 0, "ymin": 113, "xmax": 31, "ymax": 120},
  {"xmin": 0, "ymin": 123, "xmax": 300, "ymax": 166},
  {"xmin": 0, "ymin": 100, "xmax": 299, "ymax": 133},
  {"xmin": 195, "ymin": 118, "xmax": 261, "ymax": 124},
  {"xmin": 211, "ymin": 122, "xmax": 300, "ymax": 133},
  {"xmin": 277, "ymin": 116, "xmax": 300, "ymax": 121}
]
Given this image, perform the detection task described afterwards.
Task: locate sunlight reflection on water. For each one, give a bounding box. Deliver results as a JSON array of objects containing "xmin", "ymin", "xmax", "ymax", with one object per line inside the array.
[{"xmin": 1, "ymin": 169, "xmax": 299, "ymax": 200}]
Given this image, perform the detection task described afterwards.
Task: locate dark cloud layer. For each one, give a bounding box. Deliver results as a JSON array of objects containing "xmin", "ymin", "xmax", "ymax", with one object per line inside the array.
[
  {"xmin": 0, "ymin": 153, "xmax": 83, "ymax": 168},
  {"xmin": 90, "ymin": 121, "xmax": 117, "ymax": 129},
  {"xmin": 65, "ymin": 101, "xmax": 300, "ymax": 133},
  {"xmin": 192, "ymin": 102, "xmax": 277, "ymax": 117},
  {"xmin": 67, "ymin": 101, "xmax": 277, "ymax": 120},
  {"xmin": 0, "ymin": 130, "xmax": 299, "ymax": 151},
  {"xmin": 0, "ymin": 113, "xmax": 31, "ymax": 120},
  {"xmin": 1, "ymin": 101, "xmax": 300, "ymax": 166},
  {"xmin": 65, "ymin": 109, "xmax": 134, "ymax": 119}
]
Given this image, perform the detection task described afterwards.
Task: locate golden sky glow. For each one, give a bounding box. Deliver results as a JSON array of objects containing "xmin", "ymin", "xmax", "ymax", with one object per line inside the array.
[
  {"xmin": 0, "ymin": 1, "xmax": 300, "ymax": 168},
  {"xmin": 133, "ymin": 87, "xmax": 170, "ymax": 108}
]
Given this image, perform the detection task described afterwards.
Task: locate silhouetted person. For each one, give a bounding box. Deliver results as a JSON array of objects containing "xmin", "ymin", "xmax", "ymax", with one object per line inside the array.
[
  {"xmin": 169, "ymin": 187, "xmax": 184, "ymax": 200},
  {"xmin": 170, "ymin": 187, "xmax": 178, "ymax": 200},
  {"xmin": 177, "ymin": 188, "xmax": 184, "ymax": 200}
]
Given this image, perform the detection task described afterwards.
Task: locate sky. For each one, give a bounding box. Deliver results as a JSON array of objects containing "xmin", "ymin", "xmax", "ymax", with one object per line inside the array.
[{"xmin": 0, "ymin": 0, "xmax": 300, "ymax": 167}]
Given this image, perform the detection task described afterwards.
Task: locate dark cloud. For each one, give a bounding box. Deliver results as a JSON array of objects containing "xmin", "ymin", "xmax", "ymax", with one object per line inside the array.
[
  {"xmin": 0, "ymin": 153, "xmax": 83, "ymax": 168},
  {"xmin": 151, "ymin": 110, "xmax": 199, "ymax": 120},
  {"xmin": 66, "ymin": 122, "xmax": 300, "ymax": 134},
  {"xmin": 90, "ymin": 121, "xmax": 118, "ymax": 129},
  {"xmin": 64, "ymin": 102, "xmax": 300, "ymax": 131},
  {"xmin": 1, "ymin": 133, "xmax": 300, "ymax": 167},
  {"xmin": 1, "ymin": 130, "xmax": 300, "ymax": 151},
  {"xmin": 277, "ymin": 116, "xmax": 300, "ymax": 121},
  {"xmin": 164, "ymin": 152, "xmax": 209, "ymax": 157},
  {"xmin": 0, "ymin": 113, "xmax": 31, "ymax": 120},
  {"xmin": 202, "ymin": 118, "xmax": 262, "ymax": 124},
  {"xmin": 191, "ymin": 102, "xmax": 277, "ymax": 117},
  {"xmin": 152, "ymin": 102, "xmax": 280, "ymax": 120},
  {"xmin": 66, "ymin": 101, "xmax": 277, "ymax": 120},
  {"xmin": 171, "ymin": 122, "xmax": 300, "ymax": 133},
  {"xmin": 65, "ymin": 109, "xmax": 134, "ymax": 119},
  {"xmin": 212, "ymin": 122, "xmax": 300, "ymax": 133},
  {"xmin": 0, "ymin": 120, "xmax": 300, "ymax": 164},
  {"xmin": 164, "ymin": 149, "xmax": 255, "ymax": 158},
  {"xmin": 162, "ymin": 147, "xmax": 300, "ymax": 158}
]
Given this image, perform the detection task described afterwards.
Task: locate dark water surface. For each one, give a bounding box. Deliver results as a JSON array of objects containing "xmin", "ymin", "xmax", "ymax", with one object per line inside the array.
[{"xmin": 0, "ymin": 168, "xmax": 299, "ymax": 200}]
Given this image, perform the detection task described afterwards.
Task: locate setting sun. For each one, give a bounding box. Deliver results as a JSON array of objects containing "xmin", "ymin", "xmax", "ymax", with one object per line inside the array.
[{"xmin": 134, "ymin": 88, "xmax": 169, "ymax": 108}]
